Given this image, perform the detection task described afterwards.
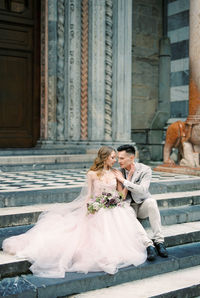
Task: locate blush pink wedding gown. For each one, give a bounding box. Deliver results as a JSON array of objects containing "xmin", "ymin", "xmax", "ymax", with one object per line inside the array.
[{"xmin": 3, "ymin": 177, "xmax": 147, "ymax": 278}]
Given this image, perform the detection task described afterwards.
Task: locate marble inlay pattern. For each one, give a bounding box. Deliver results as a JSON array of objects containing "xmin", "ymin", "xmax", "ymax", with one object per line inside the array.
[{"xmin": 0, "ymin": 170, "xmax": 198, "ymax": 193}]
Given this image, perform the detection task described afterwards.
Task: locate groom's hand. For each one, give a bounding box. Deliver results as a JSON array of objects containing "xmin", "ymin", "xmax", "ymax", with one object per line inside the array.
[
  {"xmin": 113, "ymin": 170, "xmax": 125, "ymax": 184},
  {"xmin": 128, "ymin": 163, "xmax": 135, "ymax": 178}
]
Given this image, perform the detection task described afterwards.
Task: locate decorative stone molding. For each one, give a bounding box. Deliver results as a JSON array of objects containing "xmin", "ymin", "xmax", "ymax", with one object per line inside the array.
[
  {"xmin": 104, "ymin": 0, "xmax": 113, "ymax": 140},
  {"xmin": 80, "ymin": 0, "xmax": 89, "ymax": 140},
  {"xmin": 56, "ymin": 0, "xmax": 65, "ymax": 140}
]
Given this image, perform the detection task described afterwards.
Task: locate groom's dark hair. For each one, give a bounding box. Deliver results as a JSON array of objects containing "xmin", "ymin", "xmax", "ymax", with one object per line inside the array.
[{"xmin": 117, "ymin": 144, "xmax": 135, "ymax": 155}]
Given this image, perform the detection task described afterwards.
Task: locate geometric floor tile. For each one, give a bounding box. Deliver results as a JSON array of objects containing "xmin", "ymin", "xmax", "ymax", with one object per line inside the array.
[{"xmin": 0, "ymin": 168, "xmax": 200, "ymax": 193}]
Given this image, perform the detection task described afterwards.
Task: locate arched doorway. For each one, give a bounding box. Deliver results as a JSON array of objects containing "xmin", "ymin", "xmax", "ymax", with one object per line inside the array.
[{"xmin": 0, "ymin": 0, "xmax": 40, "ymax": 147}]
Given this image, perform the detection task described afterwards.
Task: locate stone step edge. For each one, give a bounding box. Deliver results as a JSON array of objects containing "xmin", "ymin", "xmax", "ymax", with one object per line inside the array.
[
  {"xmin": 151, "ymin": 284, "xmax": 200, "ymax": 298},
  {"xmin": 1, "ymin": 182, "xmax": 200, "ymax": 200},
  {"xmin": 0, "ymin": 222, "xmax": 200, "ymax": 250},
  {"xmin": 0, "ymin": 242, "xmax": 200, "ymax": 297},
  {"xmin": 2, "ymin": 189, "xmax": 200, "ymax": 214},
  {"xmin": 1, "ymin": 189, "xmax": 200, "ymax": 213},
  {"xmin": 69, "ymin": 266, "xmax": 200, "ymax": 298},
  {"xmin": 1, "ymin": 204, "xmax": 200, "ymax": 228},
  {"xmin": 0, "ymin": 154, "xmax": 96, "ymax": 165}
]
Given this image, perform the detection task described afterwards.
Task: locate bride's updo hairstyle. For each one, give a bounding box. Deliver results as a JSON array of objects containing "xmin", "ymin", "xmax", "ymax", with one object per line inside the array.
[{"xmin": 89, "ymin": 146, "xmax": 115, "ymax": 176}]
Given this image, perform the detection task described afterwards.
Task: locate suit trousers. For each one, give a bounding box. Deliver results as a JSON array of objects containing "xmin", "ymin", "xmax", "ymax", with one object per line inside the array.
[{"xmin": 131, "ymin": 198, "xmax": 164, "ymax": 244}]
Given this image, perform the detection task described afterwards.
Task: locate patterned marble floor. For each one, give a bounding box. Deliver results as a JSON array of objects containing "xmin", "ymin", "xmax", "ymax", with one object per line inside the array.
[{"xmin": 0, "ymin": 169, "xmax": 200, "ymax": 193}]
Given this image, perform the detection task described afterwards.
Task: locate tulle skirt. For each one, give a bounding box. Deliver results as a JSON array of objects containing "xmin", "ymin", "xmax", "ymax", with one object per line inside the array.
[{"xmin": 3, "ymin": 203, "xmax": 147, "ymax": 278}]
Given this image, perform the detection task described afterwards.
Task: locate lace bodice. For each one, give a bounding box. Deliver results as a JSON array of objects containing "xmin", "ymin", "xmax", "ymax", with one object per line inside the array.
[{"xmin": 92, "ymin": 178, "xmax": 117, "ymax": 197}]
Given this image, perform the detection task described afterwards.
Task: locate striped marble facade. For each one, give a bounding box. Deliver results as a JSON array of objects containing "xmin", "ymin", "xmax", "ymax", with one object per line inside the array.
[
  {"xmin": 39, "ymin": 0, "xmax": 133, "ymax": 150},
  {"xmin": 167, "ymin": 0, "xmax": 189, "ymax": 119}
]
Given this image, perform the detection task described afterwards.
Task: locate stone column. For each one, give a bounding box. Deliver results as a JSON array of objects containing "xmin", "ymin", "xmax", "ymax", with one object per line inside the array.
[
  {"xmin": 47, "ymin": 0, "xmax": 58, "ymax": 141},
  {"xmin": 186, "ymin": 0, "xmax": 200, "ymax": 125},
  {"xmin": 112, "ymin": 0, "xmax": 132, "ymax": 142},
  {"xmin": 40, "ymin": 0, "xmax": 48, "ymax": 140},
  {"xmin": 149, "ymin": 36, "xmax": 171, "ymax": 160},
  {"xmin": 65, "ymin": 0, "xmax": 81, "ymax": 141},
  {"xmin": 104, "ymin": 0, "xmax": 113, "ymax": 141},
  {"xmin": 88, "ymin": 0, "xmax": 105, "ymax": 141},
  {"xmin": 56, "ymin": 0, "xmax": 65, "ymax": 141}
]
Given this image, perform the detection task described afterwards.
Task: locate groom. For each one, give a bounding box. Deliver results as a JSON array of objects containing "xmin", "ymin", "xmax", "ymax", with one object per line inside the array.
[{"xmin": 115, "ymin": 144, "xmax": 168, "ymax": 260}]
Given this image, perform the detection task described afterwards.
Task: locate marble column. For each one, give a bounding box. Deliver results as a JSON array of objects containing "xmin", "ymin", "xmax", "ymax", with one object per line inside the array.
[
  {"xmin": 56, "ymin": 0, "xmax": 65, "ymax": 141},
  {"xmin": 88, "ymin": 0, "xmax": 106, "ymax": 141},
  {"xmin": 40, "ymin": 0, "xmax": 48, "ymax": 140},
  {"xmin": 47, "ymin": 0, "xmax": 57, "ymax": 141},
  {"xmin": 65, "ymin": 0, "xmax": 81, "ymax": 141},
  {"xmin": 112, "ymin": 0, "xmax": 132, "ymax": 142},
  {"xmin": 186, "ymin": 0, "xmax": 200, "ymax": 125}
]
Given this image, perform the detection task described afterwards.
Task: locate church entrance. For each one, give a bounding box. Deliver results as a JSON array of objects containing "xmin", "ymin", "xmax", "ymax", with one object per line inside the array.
[{"xmin": 0, "ymin": 0, "xmax": 40, "ymax": 148}]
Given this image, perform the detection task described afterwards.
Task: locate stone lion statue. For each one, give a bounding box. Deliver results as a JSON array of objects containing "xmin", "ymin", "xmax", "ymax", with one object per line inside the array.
[{"xmin": 164, "ymin": 120, "xmax": 200, "ymax": 167}]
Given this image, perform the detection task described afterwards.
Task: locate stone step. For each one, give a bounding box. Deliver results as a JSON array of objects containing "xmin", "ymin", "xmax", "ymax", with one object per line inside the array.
[
  {"xmin": 1, "ymin": 178, "xmax": 200, "ymax": 208},
  {"xmin": 150, "ymin": 178, "xmax": 200, "ymax": 194},
  {"xmin": 1, "ymin": 199, "xmax": 200, "ymax": 228},
  {"xmin": 68, "ymin": 265, "xmax": 200, "ymax": 298},
  {"xmin": 0, "ymin": 148, "xmax": 87, "ymax": 156},
  {"xmin": 0, "ymin": 186, "xmax": 81, "ymax": 208},
  {"xmin": 142, "ymin": 205, "xmax": 200, "ymax": 228},
  {"xmin": 0, "ymin": 154, "xmax": 96, "ymax": 172},
  {"xmin": 153, "ymin": 190, "xmax": 200, "ymax": 208},
  {"xmin": 0, "ymin": 242, "xmax": 200, "ymax": 297},
  {"xmin": 0, "ymin": 220, "xmax": 199, "ymax": 250}
]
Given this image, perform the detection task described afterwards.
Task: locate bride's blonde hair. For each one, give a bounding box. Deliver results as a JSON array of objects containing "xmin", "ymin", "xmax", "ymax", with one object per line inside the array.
[{"xmin": 89, "ymin": 146, "xmax": 115, "ymax": 176}]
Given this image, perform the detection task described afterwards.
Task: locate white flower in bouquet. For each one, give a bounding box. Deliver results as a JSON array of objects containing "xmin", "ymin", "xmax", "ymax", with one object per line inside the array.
[{"xmin": 87, "ymin": 191, "xmax": 124, "ymax": 215}]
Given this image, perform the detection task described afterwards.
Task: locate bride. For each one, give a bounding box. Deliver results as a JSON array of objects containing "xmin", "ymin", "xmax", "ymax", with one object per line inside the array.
[{"xmin": 3, "ymin": 146, "xmax": 152, "ymax": 278}]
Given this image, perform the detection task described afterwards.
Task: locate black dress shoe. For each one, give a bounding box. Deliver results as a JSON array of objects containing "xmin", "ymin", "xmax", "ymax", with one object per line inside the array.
[
  {"xmin": 146, "ymin": 245, "xmax": 157, "ymax": 261},
  {"xmin": 154, "ymin": 242, "xmax": 168, "ymax": 258}
]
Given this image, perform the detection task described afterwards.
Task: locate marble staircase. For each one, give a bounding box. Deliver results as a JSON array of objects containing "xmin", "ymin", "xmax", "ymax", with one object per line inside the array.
[
  {"xmin": 0, "ymin": 171, "xmax": 200, "ymax": 297},
  {"xmin": 0, "ymin": 149, "xmax": 96, "ymax": 172}
]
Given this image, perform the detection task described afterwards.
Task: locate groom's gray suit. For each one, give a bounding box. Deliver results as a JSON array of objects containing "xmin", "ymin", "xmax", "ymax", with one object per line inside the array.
[{"xmin": 121, "ymin": 162, "xmax": 164, "ymax": 244}]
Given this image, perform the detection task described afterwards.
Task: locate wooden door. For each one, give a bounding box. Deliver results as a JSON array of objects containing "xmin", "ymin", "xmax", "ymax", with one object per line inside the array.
[{"xmin": 0, "ymin": 0, "xmax": 40, "ymax": 148}]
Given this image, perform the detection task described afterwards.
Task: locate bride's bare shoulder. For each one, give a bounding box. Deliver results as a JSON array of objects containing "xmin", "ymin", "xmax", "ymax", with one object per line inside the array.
[{"xmin": 87, "ymin": 170, "xmax": 97, "ymax": 179}]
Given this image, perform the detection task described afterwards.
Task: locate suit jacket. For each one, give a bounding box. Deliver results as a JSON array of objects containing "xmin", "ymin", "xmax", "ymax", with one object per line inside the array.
[{"xmin": 120, "ymin": 162, "xmax": 152, "ymax": 204}]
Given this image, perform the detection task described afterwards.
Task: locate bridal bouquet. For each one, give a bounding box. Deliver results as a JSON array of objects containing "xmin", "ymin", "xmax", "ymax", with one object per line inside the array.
[{"xmin": 87, "ymin": 191, "xmax": 124, "ymax": 215}]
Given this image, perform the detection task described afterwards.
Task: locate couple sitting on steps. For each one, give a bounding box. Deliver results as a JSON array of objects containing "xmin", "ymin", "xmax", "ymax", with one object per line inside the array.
[{"xmin": 3, "ymin": 144, "xmax": 168, "ymax": 278}]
